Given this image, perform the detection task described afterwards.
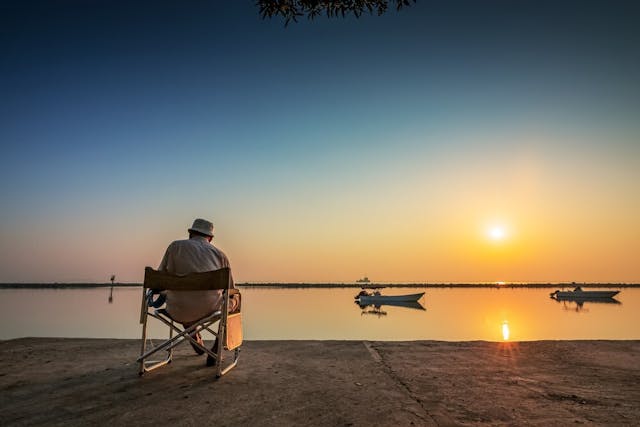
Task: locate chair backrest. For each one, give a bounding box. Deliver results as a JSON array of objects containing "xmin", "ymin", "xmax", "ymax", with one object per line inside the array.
[{"xmin": 143, "ymin": 267, "xmax": 231, "ymax": 291}]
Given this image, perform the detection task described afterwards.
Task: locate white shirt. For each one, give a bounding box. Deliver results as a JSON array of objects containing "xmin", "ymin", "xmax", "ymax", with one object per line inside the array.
[{"xmin": 158, "ymin": 236, "xmax": 234, "ymax": 323}]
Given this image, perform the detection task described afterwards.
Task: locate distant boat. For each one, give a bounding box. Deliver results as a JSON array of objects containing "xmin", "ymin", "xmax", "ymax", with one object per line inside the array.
[
  {"xmin": 550, "ymin": 287, "xmax": 620, "ymax": 300},
  {"xmin": 356, "ymin": 276, "xmax": 371, "ymax": 283}
]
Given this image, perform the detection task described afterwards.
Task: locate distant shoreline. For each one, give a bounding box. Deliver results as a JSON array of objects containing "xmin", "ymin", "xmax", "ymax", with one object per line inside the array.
[{"xmin": 1, "ymin": 282, "xmax": 638, "ymax": 289}]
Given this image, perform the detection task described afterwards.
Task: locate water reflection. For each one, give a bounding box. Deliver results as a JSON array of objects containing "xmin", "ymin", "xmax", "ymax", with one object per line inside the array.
[
  {"xmin": 552, "ymin": 297, "xmax": 621, "ymax": 313},
  {"xmin": 108, "ymin": 275, "xmax": 116, "ymax": 303},
  {"xmin": 360, "ymin": 305, "xmax": 387, "ymax": 317},
  {"xmin": 502, "ymin": 321, "xmax": 510, "ymax": 341},
  {"xmin": 2, "ymin": 287, "xmax": 639, "ymax": 341},
  {"xmin": 356, "ymin": 300, "xmax": 426, "ymax": 317}
]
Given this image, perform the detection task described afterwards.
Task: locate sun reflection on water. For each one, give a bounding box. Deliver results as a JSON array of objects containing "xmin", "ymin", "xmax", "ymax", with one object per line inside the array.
[{"xmin": 502, "ymin": 321, "xmax": 510, "ymax": 341}]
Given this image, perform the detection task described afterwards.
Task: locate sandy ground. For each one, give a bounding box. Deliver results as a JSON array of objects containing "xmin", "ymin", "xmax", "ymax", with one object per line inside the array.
[{"xmin": 1, "ymin": 339, "xmax": 639, "ymax": 426}]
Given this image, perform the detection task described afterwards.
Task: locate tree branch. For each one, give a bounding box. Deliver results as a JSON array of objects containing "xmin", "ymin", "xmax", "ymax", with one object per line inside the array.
[{"xmin": 257, "ymin": 0, "xmax": 416, "ymax": 26}]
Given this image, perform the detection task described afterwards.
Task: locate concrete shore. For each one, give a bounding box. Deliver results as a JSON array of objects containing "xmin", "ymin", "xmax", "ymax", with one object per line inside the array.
[{"xmin": 1, "ymin": 339, "xmax": 639, "ymax": 426}]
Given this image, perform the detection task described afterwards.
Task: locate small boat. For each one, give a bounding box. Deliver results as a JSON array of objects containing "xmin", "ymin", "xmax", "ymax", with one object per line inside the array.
[
  {"xmin": 355, "ymin": 287, "xmax": 424, "ymax": 304},
  {"xmin": 358, "ymin": 300, "xmax": 426, "ymax": 311},
  {"xmin": 550, "ymin": 286, "xmax": 620, "ymax": 300},
  {"xmin": 358, "ymin": 293, "xmax": 425, "ymax": 303}
]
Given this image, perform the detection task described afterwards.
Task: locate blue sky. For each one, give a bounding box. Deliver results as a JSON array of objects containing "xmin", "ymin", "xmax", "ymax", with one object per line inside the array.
[{"xmin": 1, "ymin": 1, "xmax": 639, "ymax": 282}]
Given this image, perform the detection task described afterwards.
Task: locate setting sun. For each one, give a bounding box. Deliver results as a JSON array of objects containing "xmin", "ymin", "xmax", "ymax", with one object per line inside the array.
[{"xmin": 488, "ymin": 226, "xmax": 506, "ymax": 241}]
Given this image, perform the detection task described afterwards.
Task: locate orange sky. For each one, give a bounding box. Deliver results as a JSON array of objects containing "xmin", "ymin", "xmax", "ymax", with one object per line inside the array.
[
  {"xmin": 2, "ymin": 127, "xmax": 637, "ymax": 283},
  {"xmin": 1, "ymin": 2, "xmax": 639, "ymax": 283}
]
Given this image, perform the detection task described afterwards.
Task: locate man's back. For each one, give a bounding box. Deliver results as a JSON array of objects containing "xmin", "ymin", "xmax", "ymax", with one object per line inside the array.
[
  {"xmin": 159, "ymin": 236, "xmax": 232, "ymax": 323},
  {"xmin": 159, "ymin": 236, "xmax": 228, "ymax": 274}
]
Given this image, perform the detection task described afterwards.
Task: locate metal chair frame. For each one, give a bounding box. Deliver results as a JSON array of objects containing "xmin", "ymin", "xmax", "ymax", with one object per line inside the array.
[{"xmin": 137, "ymin": 267, "xmax": 241, "ymax": 378}]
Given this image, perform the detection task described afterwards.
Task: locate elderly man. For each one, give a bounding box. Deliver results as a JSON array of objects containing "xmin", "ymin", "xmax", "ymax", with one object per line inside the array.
[{"xmin": 158, "ymin": 218, "xmax": 238, "ymax": 366}]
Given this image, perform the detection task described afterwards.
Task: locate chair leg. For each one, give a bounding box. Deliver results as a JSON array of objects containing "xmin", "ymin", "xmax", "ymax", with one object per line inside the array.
[
  {"xmin": 139, "ymin": 311, "xmax": 148, "ymax": 376},
  {"xmin": 139, "ymin": 313, "xmax": 178, "ymax": 375},
  {"xmin": 218, "ymin": 347, "xmax": 240, "ymax": 377},
  {"xmin": 168, "ymin": 319, "xmax": 174, "ymax": 361},
  {"xmin": 215, "ymin": 322, "xmax": 225, "ymax": 377},
  {"xmin": 215, "ymin": 318, "xmax": 241, "ymax": 378}
]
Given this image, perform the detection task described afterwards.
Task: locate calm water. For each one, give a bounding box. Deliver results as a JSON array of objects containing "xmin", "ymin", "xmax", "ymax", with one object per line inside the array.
[{"xmin": 1, "ymin": 287, "xmax": 638, "ymax": 341}]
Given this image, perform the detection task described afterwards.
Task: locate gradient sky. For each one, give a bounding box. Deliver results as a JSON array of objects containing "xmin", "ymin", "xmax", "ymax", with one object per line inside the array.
[{"xmin": 1, "ymin": 1, "xmax": 639, "ymax": 283}]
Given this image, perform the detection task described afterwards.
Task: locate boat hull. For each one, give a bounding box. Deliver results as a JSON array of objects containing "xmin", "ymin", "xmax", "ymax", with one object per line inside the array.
[
  {"xmin": 358, "ymin": 292, "xmax": 425, "ymax": 304},
  {"xmin": 358, "ymin": 300, "xmax": 426, "ymax": 310},
  {"xmin": 552, "ymin": 290, "xmax": 619, "ymax": 300}
]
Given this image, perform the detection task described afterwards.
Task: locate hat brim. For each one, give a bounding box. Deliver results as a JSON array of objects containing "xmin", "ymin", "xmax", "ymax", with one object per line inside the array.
[{"xmin": 188, "ymin": 228, "xmax": 213, "ymax": 237}]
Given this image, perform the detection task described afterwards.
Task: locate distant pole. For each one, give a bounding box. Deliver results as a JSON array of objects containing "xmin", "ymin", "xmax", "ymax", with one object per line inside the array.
[{"xmin": 109, "ymin": 275, "xmax": 115, "ymax": 303}]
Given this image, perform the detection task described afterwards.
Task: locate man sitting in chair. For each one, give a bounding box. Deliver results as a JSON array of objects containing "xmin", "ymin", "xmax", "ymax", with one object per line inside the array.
[{"xmin": 158, "ymin": 218, "xmax": 239, "ymax": 366}]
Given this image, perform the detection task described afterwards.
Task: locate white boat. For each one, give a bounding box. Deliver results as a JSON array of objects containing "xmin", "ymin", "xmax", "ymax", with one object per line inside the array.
[
  {"xmin": 357, "ymin": 292, "xmax": 425, "ymax": 304},
  {"xmin": 550, "ymin": 287, "xmax": 620, "ymax": 300}
]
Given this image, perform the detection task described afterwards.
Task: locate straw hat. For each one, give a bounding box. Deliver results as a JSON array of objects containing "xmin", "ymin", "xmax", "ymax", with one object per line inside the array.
[{"xmin": 188, "ymin": 218, "xmax": 214, "ymax": 237}]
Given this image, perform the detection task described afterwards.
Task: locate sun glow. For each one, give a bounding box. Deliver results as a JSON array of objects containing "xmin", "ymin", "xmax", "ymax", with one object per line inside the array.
[{"xmin": 488, "ymin": 226, "xmax": 506, "ymax": 241}]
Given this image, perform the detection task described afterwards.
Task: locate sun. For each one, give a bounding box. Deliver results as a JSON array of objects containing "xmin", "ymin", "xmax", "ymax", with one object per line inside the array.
[{"xmin": 488, "ymin": 226, "xmax": 506, "ymax": 240}]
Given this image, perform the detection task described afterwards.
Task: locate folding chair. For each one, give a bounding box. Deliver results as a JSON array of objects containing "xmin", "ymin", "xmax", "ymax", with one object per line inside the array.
[{"xmin": 137, "ymin": 267, "xmax": 242, "ymax": 378}]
